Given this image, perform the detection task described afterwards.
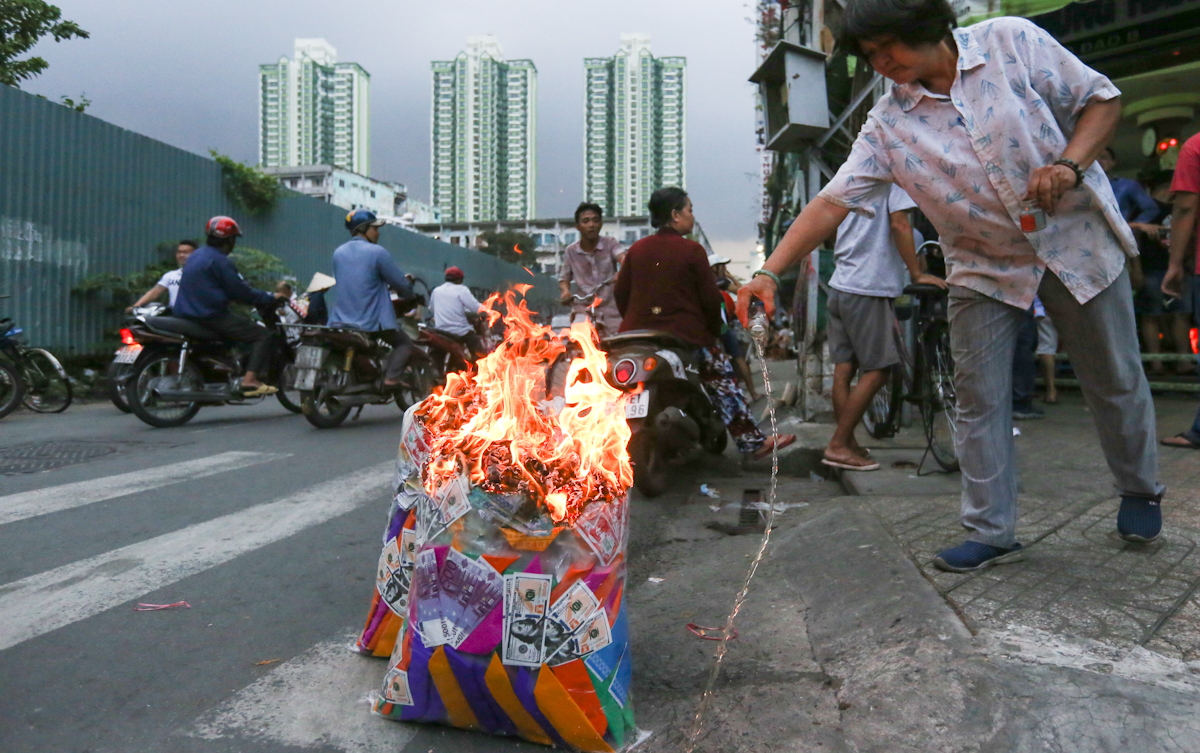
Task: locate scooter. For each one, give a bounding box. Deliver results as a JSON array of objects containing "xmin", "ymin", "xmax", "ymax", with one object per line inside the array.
[{"xmin": 107, "ymin": 302, "xmax": 167, "ymax": 413}]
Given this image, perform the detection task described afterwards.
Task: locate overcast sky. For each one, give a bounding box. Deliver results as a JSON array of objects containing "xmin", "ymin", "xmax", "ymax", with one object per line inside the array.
[{"xmin": 23, "ymin": 0, "xmax": 766, "ymax": 254}]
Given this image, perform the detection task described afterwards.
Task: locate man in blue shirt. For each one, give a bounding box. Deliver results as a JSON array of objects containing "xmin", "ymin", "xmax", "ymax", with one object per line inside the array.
[
  {"xmin": 175, "ymin": 216, "xmax": 287, "ymax": 397},
  {"xmin": 328, "ymin": 210, "xmax": 415, "ymax": 387},
  {"xmin": 1098, "ymin": 148, "xmax": 1159, "ymax": 223}
]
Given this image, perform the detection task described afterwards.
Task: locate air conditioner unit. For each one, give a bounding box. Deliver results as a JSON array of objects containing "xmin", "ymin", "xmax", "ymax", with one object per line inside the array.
[{"xmin": 750, "ymin": 41, "xmax": 830, "ymax": 152}]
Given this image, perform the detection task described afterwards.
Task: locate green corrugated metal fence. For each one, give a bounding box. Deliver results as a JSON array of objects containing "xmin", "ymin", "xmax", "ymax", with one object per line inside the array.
[{"xmin": 0, "ymin": 84, "xmax": 553, "ymax": 353}]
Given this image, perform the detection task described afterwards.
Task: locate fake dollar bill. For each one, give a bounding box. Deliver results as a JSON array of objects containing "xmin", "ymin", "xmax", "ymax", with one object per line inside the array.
[
  {"xmin": 574, "ymin": 501, "xmax": 620, "ymax": 566},
  {"xmin": 548, "ymin": 609, "xmax": 613, "ymax": 665},
  {"xmin": 381, "ymin": 666, "xmax": 413, "ymax": 706},
  {"xmin": 376, "ymin": 537, "xmax": 402, "ymax": 596},
  {"xmin": 501, "ymin": 572, "xmax": 551, "ymax": 667}
]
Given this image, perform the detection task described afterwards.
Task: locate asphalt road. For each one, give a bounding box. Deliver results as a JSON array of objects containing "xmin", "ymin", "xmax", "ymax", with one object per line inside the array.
[{"xmin": 2, "ymin": 395, "xmax": 773, "ymax": 753}]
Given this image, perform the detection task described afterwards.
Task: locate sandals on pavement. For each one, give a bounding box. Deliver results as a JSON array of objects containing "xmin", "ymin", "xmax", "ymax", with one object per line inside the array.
[
  {"xmin": 1161, "ymin": 433, "xmax": 1200, "ymax": 449},
  {"xmin": 821, "ymin": 453, "xmax": 880, "ymax": 472},
  {"xmin": 751, "ymin": 434, "xmax": 796, "ymax": 461}
]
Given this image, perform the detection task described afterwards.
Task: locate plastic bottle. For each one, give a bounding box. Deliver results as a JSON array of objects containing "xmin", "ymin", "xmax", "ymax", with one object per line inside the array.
[{"xmin": 748, "ymin": 313, "xmax": 769, "ymax": 345}]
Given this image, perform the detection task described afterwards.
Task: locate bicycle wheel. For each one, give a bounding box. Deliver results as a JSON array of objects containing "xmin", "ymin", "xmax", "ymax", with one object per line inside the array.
[
  {"xmin": 0, "ymin": 360, "xmax": 24, "ymax": 419},
  {"xmin": 920, "ymin": 321, "xmax": 959, "ymax": 472},
  {"xmin": 20, "ymin": 348, "xmax": 72, "ymax": 413}
]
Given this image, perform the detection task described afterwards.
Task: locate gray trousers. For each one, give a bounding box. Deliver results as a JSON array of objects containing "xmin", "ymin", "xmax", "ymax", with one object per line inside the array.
[{"xmin": 948, "ymin": 267, "xmax": 1162, "ymax": 548}]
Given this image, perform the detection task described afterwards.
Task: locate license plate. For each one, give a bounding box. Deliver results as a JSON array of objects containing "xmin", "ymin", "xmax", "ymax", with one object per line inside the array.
[
  {"xmin": 114, "ymin": 345, "xmax": 142, "ymax": 364},
  {"xmin": 296, "ymin": 345, "xmax": 328, "ymax": 369},
  {"xmin": 624, "ymin": 390, "xmax": 649, "ymax": 419},
  {"xmin": 294, "ymin": 368, "xmax": 318, "ymax": 391}
]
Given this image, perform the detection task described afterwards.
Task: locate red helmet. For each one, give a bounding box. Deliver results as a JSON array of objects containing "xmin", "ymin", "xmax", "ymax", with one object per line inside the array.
[
  {"xmin": 445, "ymin": 266, "xmax": 464, "ymax": 282},
  {"xmin": 205, "ymin": 216, "xmax": 242, "ymax": 239}
]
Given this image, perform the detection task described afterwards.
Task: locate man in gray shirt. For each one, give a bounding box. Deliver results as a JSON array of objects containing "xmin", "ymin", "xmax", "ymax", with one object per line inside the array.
[
  {"xmin": 822, "ymin": 184, "xmax": 946, "ymax": 471},
  {"xmin": 559, "ymin": 202, "xmax": 625, "ymax": 337}
]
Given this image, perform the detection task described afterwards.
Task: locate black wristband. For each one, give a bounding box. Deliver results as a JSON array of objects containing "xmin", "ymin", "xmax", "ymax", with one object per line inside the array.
[{"xmin": 1054, "ymin": 158, "xmax": 1084, "ymax": 189}]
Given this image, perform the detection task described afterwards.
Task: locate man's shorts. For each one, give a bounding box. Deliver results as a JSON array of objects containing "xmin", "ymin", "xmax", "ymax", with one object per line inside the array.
[
  {"xmin": 826, "ymin": 288, "xmax": 900, "ymax": 372},
  {"xmin": 1138, "ymin": 269, "xmax": 1193, "ymax": 316},
  {"xmin": 1035, "ymin": 316, "xmax": 1058, "ymax": 356}
]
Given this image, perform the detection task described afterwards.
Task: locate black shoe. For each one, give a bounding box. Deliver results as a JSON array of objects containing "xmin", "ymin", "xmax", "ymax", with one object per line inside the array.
[
  {"xmin": 1117, "ymin": 495, "xmax": 1162, "ymax": 543},
  {"xmin": 1012, "ymin": 405, "xmax": 1045, "ymax": 420},
  {"xmin": 932, "ymin": 541, "xmax": 1025, "ymax": 573}
]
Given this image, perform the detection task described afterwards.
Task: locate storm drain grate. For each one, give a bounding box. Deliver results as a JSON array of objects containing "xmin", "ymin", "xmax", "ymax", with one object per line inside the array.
[{"xmin": 0, "ymin": 440, "xmax": 126, "ymax": 475}]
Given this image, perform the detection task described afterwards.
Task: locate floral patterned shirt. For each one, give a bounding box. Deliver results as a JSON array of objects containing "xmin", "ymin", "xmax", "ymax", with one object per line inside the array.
[{"xmin": 818, "ymin": 16, "xmax": 1135, "ymax": 309}]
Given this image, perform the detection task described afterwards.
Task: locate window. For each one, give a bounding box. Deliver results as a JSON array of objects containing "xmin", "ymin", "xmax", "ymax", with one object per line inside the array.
[
  {"xmin": 624, "ymin": 230, "xmax": 637, "ymax": 244},
  {"xmin": 339, "ymin": 179, "xmax": 345, "ymax": 187}
]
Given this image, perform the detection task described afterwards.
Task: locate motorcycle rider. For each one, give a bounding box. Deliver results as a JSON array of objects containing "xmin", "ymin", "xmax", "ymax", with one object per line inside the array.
[
  {"xmin": 126, "ymin": 239, "xmax": 197, "ymax": 312},
  {"xmin": 328, "ymin": 209, "xmax": 415, "ymax": 389},
  {"xmin": 429, "ymin": 266, "xmax": 485, "ymax": 358},
  {"xmin": 174, "ymin": 217, "xmax": 287, "ymax": 397}
]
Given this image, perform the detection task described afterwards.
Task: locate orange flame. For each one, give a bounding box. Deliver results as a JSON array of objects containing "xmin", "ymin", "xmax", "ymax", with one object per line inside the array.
[
  {"xmin": 415, "ymin": 288, "xmax": 633, "ymax": 523},
  {"xmin": 513, "ymin": 244, "xmax": 523, "ymax": 255}
]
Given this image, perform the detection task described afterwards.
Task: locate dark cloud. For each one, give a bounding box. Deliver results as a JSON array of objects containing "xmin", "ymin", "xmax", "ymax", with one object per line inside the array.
[{"xmin": 26, "ymin": 0, "xmax": 762, "ymax": 243}]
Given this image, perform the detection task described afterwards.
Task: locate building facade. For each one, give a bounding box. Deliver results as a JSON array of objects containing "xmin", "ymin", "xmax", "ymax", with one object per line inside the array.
[
  {"xmin": 259, "ymin": 38, "xmax": 371, "ymax": 175},
  {"xmin": 430, "ymin": 36, "xmax": 537, "ymax": 223},
  {"xmin": 583, "ymin": 34, "xmax": 686, "ymax": 218},
  {"xmin": 262, "ymin": 165, "xmax": 404, "ymax": 218}
]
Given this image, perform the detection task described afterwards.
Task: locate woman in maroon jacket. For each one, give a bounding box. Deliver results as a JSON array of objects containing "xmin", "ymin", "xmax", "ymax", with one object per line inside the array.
[{"xmin": 614, "ymin": 187, "xmax": 794, "ymax": 460}]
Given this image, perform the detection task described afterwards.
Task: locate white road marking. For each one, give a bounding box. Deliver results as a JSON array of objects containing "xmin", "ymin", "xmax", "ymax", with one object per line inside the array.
[
  {"xmin": 0, "ymin": 451, "xmax": 291, "ymax": 526},
  {"xmin": 0, "ymin": 462, "xmax": 390, "ymax": 652},
  {"xmin": 982, "ymin": 625, "xmax": 1200, "ymax": 695},
  {"xmin": 191, "ymin": 634, "xmax": 416, "ymax": 752}
]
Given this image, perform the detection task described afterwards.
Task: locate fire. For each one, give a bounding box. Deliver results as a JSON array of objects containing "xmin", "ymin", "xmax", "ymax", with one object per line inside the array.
[{"xmin": 415, "ymin": 287, "xmax": 633, "ymax": 523}]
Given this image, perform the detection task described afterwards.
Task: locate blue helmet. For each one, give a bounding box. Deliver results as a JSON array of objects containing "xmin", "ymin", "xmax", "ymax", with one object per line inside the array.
[{"xmin": 345, "ymin": 208, "xmax": 384, "ymax": 235}]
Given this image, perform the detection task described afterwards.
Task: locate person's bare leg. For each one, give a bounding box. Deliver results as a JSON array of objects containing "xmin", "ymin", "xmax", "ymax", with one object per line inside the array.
[
  {"xmin": 242, "ymin": 371, "xmax": 263, "ymax": 388},
  {"xmin": 1038, "ymin": 354, "xmax": 1057, "ymax": 402},
  {"xmin": 1140, "ymin": 315, "xmax": 1164, "ymax": 376},
  {"xmin": 1172, "ymin": 313, "xmax": 1195, "ymax": 375},
  {"xmin": 826, "ymin": 367, "xmax": 889, "ymax": 466},
  {"xmin": 733, "ymin": 356, "xmax": 761, "ymax": 401}
]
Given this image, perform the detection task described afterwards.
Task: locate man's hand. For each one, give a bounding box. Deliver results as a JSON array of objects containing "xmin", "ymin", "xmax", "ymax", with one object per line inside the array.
[
  {"xmin": 559, "ymin": 292, "xmax": 573, "ymax": 305},
  {"xmin": 124, "ymin": 306, "xmax": 134, "ymax": 314},
  {"xmin": 1162, "ymin": 262, "xmax": 1186, "ymax": 299},
  {"xmin": 911, "ymin": 273, "xmax": 948, "ymax": 289},
  {"xmin": 736, "ymin": 275, "xmax": 777, "ymax": 327},
  {"xmin": 1025, "ymin": 163, "xmax": 1078, "ymax": 215}
]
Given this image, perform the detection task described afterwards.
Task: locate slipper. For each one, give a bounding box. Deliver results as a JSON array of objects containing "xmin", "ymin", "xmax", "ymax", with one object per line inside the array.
[
  {"xmin": 751, "ymin": 434, "xmax": 796, "ymax": 461},
  {"xmin": 821, "ymin": 456, "xmax": 881, "ymax": 471},
  {"xmin": 241, "ymin": 384, "xmax": 278, "ymax": 397},
  {"xmin": 1161, "ymin": 433, "xmax": 1200, "ymax": 449}
]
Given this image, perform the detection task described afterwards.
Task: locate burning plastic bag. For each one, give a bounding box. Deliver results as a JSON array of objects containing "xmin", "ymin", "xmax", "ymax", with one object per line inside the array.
[{"xmin": 357, "ymin": 289, "xmax": 638, "ymax": 751}]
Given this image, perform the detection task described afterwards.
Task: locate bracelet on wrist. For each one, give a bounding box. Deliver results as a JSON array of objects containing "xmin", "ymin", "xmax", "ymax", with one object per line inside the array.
[
  {"xmin": 1054, "ymin": 158, "xmax": 1084, "ymax": 189},
  {"xmin": 752, "ymin": 269, "xmax": 782, "ymax": 288}
]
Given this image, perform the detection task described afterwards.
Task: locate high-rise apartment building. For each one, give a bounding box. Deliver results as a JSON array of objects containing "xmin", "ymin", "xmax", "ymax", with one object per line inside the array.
[
  {"xmin": 431, "ymin": 36, "xmax": 537, "ymax": 223},
  {"xmin": 584, "ymin": 34, "xmax": 686, "ymax": 218},
  {"xmin": 259, "ymin": 38, "xmax": 370, "ymax": 175}
]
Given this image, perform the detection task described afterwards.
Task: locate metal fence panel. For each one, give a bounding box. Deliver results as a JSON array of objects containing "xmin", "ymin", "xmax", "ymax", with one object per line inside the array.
[{"xmin": 0, "ymin": 84, "xmax": 554, "ymax": 354}]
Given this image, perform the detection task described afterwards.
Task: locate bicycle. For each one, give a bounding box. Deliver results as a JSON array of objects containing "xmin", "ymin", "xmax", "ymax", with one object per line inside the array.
[
  {"xmin": 0, "ymin": 311, "xmax": 73, "ymax": 419},
  {"xmin": 861, "ymin": 269, "xmax": 959, "ymax": 472}
]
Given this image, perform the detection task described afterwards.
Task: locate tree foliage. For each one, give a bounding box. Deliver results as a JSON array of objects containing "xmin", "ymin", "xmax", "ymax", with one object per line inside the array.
[
  {"xmin": 477, "ymin": 229, "xmax": 537, "ymax": 265},
  {"xmin": 211, "ymin": 151, "xmax": 280, "ymax": 216},
  {"xmin": 0, "ymin": 0, "xmax": 89, "ymax": 87}
]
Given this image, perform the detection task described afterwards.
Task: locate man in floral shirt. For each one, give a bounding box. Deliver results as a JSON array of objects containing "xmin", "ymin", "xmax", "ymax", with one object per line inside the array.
[{"xmin": 739, "ymin": 0, "xmax": 1163, "ymax": 571}]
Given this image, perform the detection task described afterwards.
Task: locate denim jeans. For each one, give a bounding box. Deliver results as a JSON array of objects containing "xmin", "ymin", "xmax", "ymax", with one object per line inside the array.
[
  {"xmin": 947, "ymin": 267, "xmax": 1162, "ymax": 548},
  {"xmin": 1011, "ymin": 306, "xmax": 1037, "ymax": 411}
]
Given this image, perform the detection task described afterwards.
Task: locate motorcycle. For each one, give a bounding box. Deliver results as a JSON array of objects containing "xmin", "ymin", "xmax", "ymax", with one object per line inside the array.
[
  {"xmin": 548, "ymin": 288, "xmax": 727, "ymax": 497},
  {"xmin": 123, "ymin": 303, "xmax": 301, "ymax": 428},
  {"xmin": 292, "ymin": 299, "xmax": 436, "ymax": 429},
  {"xmin": 417, "ymin": 316, "xmax": 494, "ymax": 384},
  {"xmin": 107, "ymin": 302, "xmax": 168, "ymax": 413}
]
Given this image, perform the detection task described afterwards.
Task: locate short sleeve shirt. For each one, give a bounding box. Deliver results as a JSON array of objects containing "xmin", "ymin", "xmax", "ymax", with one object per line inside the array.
[
  {"xmin": 559, "ymin": 235, "xmax": 625, "ymax": 332},
  {"xmin": 430, "ymin": 281, "xmax": 482, "ymax": 336},
  {"xmin": 829, "ymin": 184, "xmax": 918, "ymax": 298},
  {"xmin": 156, "ymin": 268, "xmax": 183, "ymax": 306},
  {"xmin": 1171, "ymin": 132, "xmax": 1200, "ymax": 274},
  {"xmin": 818, "ymin": 17, "xmax": 1134, "ymax": 310}
]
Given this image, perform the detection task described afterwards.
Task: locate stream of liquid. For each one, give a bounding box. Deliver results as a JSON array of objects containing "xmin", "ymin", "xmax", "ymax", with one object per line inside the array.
[{"xmin": 684, "ymin": 321, "xmax": 781, "ymax": 751}]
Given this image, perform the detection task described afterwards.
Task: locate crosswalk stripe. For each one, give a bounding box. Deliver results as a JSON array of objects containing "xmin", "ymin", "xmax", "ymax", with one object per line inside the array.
[
  {"xmin": 191, "ymin": 634, "xmax": 417, "ymax": 752},
  {"xmin": 0, "ymin": 461, "xmax": 391, "ymax": 653},
  {"xmin": 0, "ymin": 451, "xmax": 292, "ymax": 527}
]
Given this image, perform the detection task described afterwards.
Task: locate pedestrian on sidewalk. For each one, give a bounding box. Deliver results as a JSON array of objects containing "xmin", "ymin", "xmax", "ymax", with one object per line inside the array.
[
  {"xmin": 1161, "ymin": 131, "xmax": 1200, "ymax": 449},
  {"xmin": 1011, "ymin": 304, "xmax": 1043, "ymax": 420},
  {"xmin": 1034, "ymin": 298, "xmax": 1059, "ymax": 404},
  {"xmin": 822, "ymin": 183, "xmax": 948, "ymax": 471},
  {"xmin": 738, "ymin": 1, "xmax": 1165, "ymax": 572}
]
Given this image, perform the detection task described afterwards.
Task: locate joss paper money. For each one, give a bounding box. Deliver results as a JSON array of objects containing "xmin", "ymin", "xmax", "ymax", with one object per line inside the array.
[
  {"xmin": 502, "ymin": 572, "xmax": 551, "ymax": 667},
  {"xmin": 382, "ymin": 666, "xmax": 413, "ymax": 706},
  {"xmin": 550, "ymin": 581, "xmax": 601, "ymax": 632},
  {"xmin": 436, "ymin": 472, "xmax": 471, "ymax": 527},
  {"xmin": 382, "ymin": 566, "xmax": 412, "ymax": 616},
  {"xmin": 549, "ymin": 609, "xmax": 612, "ymax": 665},
  {"xmin": 414, "ymin": 549, "xmax": 447, "ymax": 646},
  {"xmin": 376, "ymin": 537, "xmax": 402, "ymax": 597},
  {"xmin": 449, "ymin": 556, "xmax": 503, "ymax": 648},
  {"xmin": 575, "ymin": 502, "xmax": 620, "ymax": 566}
]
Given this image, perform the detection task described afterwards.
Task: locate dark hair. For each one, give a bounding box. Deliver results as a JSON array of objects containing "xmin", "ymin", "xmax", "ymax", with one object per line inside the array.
[
  {"xmin": 574, "ymin": 202, "xmax": 603, "ymax": 223},
  {"xmin": 206, "ymin": 235, "xmax": 235, "ymax": 250},
  {"xmin": 839, "ymin": 0, "xmax": 957, "ymax": 59},
  {"xmin": 178, "ymin": 239, "xmax": 198, "ymax": 250},
  {"xmin": 1102, "ymin": 146, "xmax": 1116, "ymax": 159},
  {"xmin": 648, "ymin": 187, "xmax": 689, "ymax": 228}
]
